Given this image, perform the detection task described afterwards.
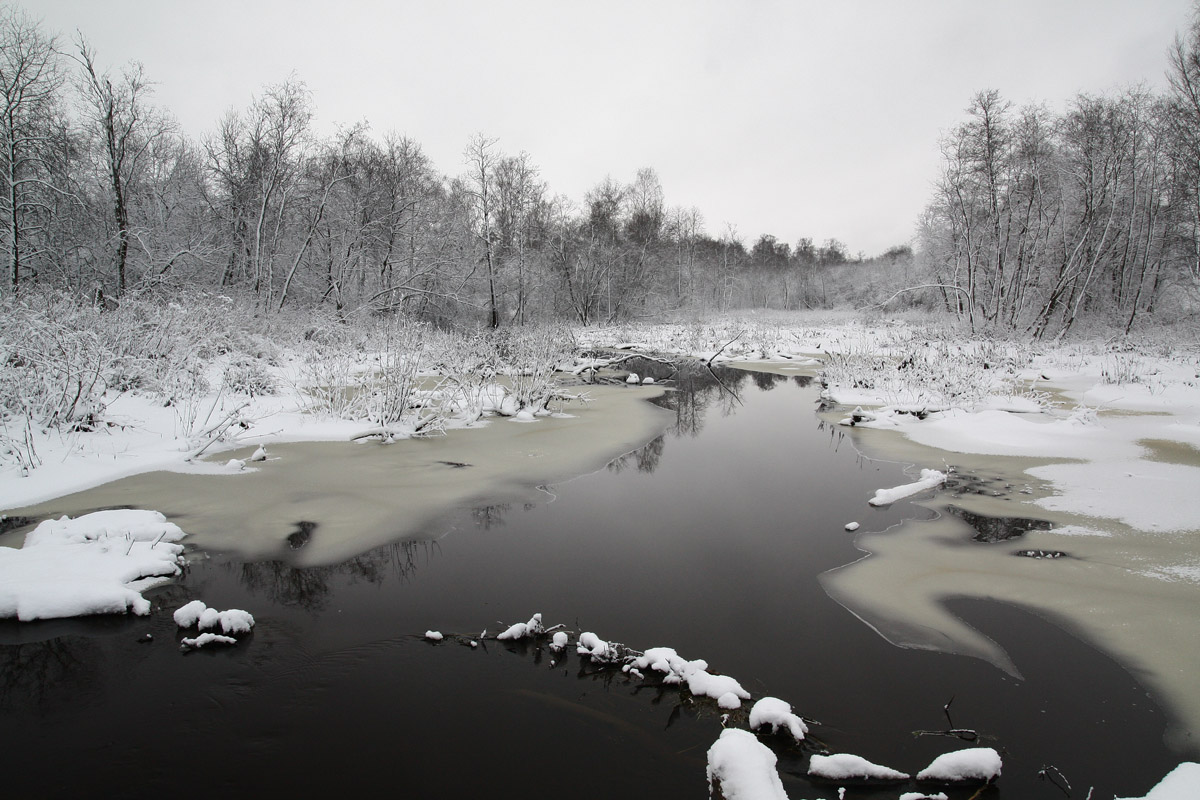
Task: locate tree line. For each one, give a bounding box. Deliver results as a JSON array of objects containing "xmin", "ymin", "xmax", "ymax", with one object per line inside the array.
[
  {"xmin": 3, "ymin": 3, "xmax": 1199, "ymax": 334},
  {"xmin": 0, "ymin": 5, "xmax": 872, "ymax": 327},
  {"xmin": 918, "ymin": 7, "xmax": 1200, "ymax": 337}
]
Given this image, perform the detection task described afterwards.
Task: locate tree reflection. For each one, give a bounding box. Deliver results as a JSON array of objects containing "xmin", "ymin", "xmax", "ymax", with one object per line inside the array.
[
  {"xmin": 231, "ymin": 539, "xmax": 442, "ymax": 608},
  {"xmin": 0, "ymin": 635, "xmax": 103, "ymax": 715}
]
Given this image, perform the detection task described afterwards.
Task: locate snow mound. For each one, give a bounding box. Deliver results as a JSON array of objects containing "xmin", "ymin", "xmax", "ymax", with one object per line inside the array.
[
  {"xmin": 844, "ymin": 521, "xmax": 860, "ymax": 531},
  {"xmin": 869, "ymin": 469, "xmax": 946, "ymax": 506},
  {"xmin": 628, "ymin": 646, "xmax": 750, "ymax": 706},
  {"xmin": 180, "ymin": 632, "xmax": 237, "ymax": 650},
  {"xmin": 808, "ymin": 753, "xmax": 909, "ymax": 781},
  {"xmin": 549, "ymin": 631, "xmax": 569, "ymax": 651},
  {"xmin": 0, "ymin": 510, "xmax": 186, "ymax": 621},
  {"xmin": 173, "ymin": 600, "xmax": 208, "ymax": 627},
  {"xmin": 916, "ymin": 747, "xmax": 1002, "ymax": 782},
  {"xmin": 1115, "ymin": 762, "xmax": 1200, "ymax": 800},
  {"xmin": 424, "ymin": 630, "xmax": 444, "ymax": 641},
  {"xmin": 577, "ymin": 631, "xmax": 622, "ymax": 663},
  {"xmin": 900, "ymin": 793, "xmax": 948, "ymax": 800},
  {"xmin": 173, "ymin": 601, "xmax": 255, "ymax": 634},
  {"xmin": 706, "ymin": 728, "xmax": 789, "ymax": 800},
  {"xmin": 749, "ymin": 697, "xmax": 808, "ymax": 742},
  {"xmin": 626, "ymin": 372, "xmax": 640, "ymax": 384},
  {"xmin": 497, "ymin": 613, "xmax": 544, "ymax": 641}
]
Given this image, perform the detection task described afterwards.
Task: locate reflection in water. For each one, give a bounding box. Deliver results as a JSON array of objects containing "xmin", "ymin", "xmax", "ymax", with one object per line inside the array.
[
  {"xmin": 0, "ymin": 636, "xmax": 103, "ymax": 715},
  {"xmin": 232, "ymin": 539, "xmax": 442, "ymax": 608}
]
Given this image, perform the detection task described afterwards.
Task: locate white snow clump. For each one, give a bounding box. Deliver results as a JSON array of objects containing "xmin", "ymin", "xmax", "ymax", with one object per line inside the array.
[
  {"xmin": 0, "ymin": 510, "xmax": 186, "ymax": 621},
  {"xmin": 549, "ymin": 631, "xmax": 569, "ymax": 651},
  {"xmin": 173, "ymin": 600, "xmax": 255, "ymax": 635},
  {"xmin": 706, "ymin": 728, "xmax": 789, "ymax": 800},
  {"xmin": 748, "ymin": 697, "xmax": 808, "ymax": 742},
  {"xmin": 180, "ymin": 632, "xmax": 238, "ymax": 650},
  {"xmin": 576, "ymin": 631, "xmax": 621, "ymax": 663},
  {"xmin": 626, "ymin": 372, "xmax": 640, "ymax": 384},
  {"xmin": 497, "ymin": 612, "xmax": 544, "ymax": 641},
  {"xmin": 424, "ymin": 630, "xmax": 444, "ymax": 641},
  {"xmin": 627, "ymin": 646, "xmax": 751, "ymax": 707},
  {"xmin": 844, "ymin": 521, "xmax": 860, "ymax": 531},
  {"xmin": 899, "ymin": 793, "xmax": 948, "ymax": 800},
  {"xmin": 808, "ymin": 753, "xmax": 909, "ymax": 781},
  {"xmin": 869, "ymin": 469, "xmax": 947, "ymax": 506},
  {"xmin": 915, "ymin": 747, "xmax": 1002, "ymax": 782}
]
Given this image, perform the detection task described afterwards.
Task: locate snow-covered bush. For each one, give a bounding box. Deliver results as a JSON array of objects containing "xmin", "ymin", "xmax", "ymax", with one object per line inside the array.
[{"xmin": 223, "ymin": 357, "xmax": 276, "ymax": 396}]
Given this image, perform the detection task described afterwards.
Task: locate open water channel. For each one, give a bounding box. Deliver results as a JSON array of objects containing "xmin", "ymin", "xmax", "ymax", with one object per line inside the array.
[{"xmin": 0, "ymin": 363, "xmax": 1182, "ymax": 798}]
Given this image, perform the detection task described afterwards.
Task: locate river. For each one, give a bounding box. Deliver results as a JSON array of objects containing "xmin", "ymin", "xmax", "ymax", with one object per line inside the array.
[{"xmin": 0, "ymin": 363, "xmax": 1180, "ymax": 798}]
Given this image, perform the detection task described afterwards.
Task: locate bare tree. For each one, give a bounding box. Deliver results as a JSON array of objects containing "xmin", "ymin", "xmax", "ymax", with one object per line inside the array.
[
  {"xmin": 0, "ymin": 7, "xmax": 63, "ymax": 291},
  {"xmin": 75, "ymin": 36, "xmax": 175, "ymax": 295},
  {"xmin": 463, "ymin": 133, "xmax": 500, "ymax": 327}
]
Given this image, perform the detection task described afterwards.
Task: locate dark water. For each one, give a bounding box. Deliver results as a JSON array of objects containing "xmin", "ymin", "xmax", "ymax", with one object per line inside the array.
[{"xmin": 0, "ymin": 369, "xmax": 1180, "ymax": 799}]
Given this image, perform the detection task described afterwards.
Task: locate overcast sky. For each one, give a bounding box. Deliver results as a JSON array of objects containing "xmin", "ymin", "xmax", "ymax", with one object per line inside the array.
[{"xmin": 19, "ymin": 0, "xmax": 1197, "ymax": 256}]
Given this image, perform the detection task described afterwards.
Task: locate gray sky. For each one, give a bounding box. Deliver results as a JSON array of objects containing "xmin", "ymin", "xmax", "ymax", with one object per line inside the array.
[{"xmin": 19, "ymin": 0, "xmax": 1196, "ymax": 256}]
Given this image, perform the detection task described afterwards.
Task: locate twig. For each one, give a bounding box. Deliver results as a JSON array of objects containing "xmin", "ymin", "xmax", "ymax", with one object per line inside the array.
[{"xmin": 706, "ymin": 331, "xmax": 743, "ymax": 367}]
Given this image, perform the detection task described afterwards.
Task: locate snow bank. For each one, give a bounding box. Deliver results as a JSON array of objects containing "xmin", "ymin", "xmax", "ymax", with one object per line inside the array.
[
  {"xmin": 0, "ymin": 510, "xmax": 186, "ymax": 621},
  {"xmin": 808, "ymin": 753, "xmax": 909, "ymax": 781},
  {"xmin": 1115, "ymin": 762, "xmax": 1200, "ymax": 800},
  {"xmin": 706, "ymin": 728, "xmax": 789, "ymax": 800},
  {"xmin": 748, "ymin": 697, "xmax": 808, "ymax": 742},
  {"xmin": 869, "ymin": 469, "xmax": 946, "ymax": 506},
  {"xmin": 915, "ymin": 747, "xmax": 1001, "ymax": 782}
]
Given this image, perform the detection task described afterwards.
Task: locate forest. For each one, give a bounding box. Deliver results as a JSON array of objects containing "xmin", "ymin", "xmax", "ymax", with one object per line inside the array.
[{"xmin": 1, "ymin": 3, "xmax": 1195, "ymax": 338}]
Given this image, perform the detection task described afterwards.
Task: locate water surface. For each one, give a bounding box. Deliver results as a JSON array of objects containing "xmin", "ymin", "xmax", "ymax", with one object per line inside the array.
[{"xmin": 0, "ymin": 367, "xmax": 1179, "ymax": 798}]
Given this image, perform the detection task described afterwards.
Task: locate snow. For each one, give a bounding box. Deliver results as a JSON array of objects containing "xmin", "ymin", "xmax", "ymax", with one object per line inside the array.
[
  {"xmin": 424, "ymin": 630, "xmax": 443, "ymax": 641},
  {"xmin": 549, "ymin": 631, "xmax": 569, "ymax": 651},
  {"xmin": 1029, "ymin": 459, "xmax": 1200, "ymax": 532},
  {"xmin": 808, "ymin": 753, "xmax": 909, "ymax": 781},
  {"xmin": 173, "ymin": 599, "xmax": 207, "ymax": 627},
  {"xmin": 576, "ymin": 631, "xmax": 620, "ymax": 662},
  {"xmin": 497, "ymin": 614, "xmax": 543, "ymax": 641},
  {"xmin": 0, "ymin": 510, "xmax": 186, "ymax": 621},
  {"xmin": 844, "ymin": 521, "xmax": 860, "ymax": 531},
  {"xmin": 706, "ymin": 728, "xmax": 790, "ymax": 800},
  {"xmin": 626, "ymin": 372, "xmax": 640, "ymax": 384},
  {"xmin": 174, "ymin": 600, "xmax": 256, "ymax": 634},
  {"xmin": 497, "ymin": 622, "xmax": 529, "ymax": 640},
  {"xmin": 915, "ymin": 747, "xmax": 1002, "ymax": 782},
  {"xmin": 180, "ymin": 632, "xmax": 237, "ymax": 650},
  {"xmin": 748, "ymin": 697, "xmax": 808, "ymax": 742},
  {"xmin": 868, "ymin": 469, "xmax": 946, "ymax": 506},
  {"xmin": 899, "ymin": 794, "xmax": 948, "ymax": 800},
  {"xmin": 1115, "ymin": 762, "xmax": 1200, "ymax": 800},
  {"xmin": 627, "ymin": 646, "xmax": 750, "ymax": 706}
]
